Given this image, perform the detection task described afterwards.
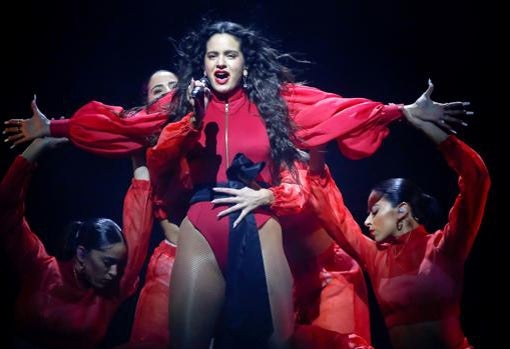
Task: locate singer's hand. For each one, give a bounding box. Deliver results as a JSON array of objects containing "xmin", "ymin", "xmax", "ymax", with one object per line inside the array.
[{"xmin": 187, "ymin": 78, "xmax": 210, "ymax": 127}]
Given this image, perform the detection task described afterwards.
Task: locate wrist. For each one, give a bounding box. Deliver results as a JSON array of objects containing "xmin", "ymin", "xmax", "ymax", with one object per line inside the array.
[
  {"xmin": 261, "ymin": 188, "xmax": 275, "ymax": 206},
  {"xmin": 402, "ymin": 103, "xmax": 418, "ymax": 120}
]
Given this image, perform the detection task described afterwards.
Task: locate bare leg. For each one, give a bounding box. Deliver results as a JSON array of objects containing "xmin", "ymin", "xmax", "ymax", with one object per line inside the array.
[
  {"xmin": 169, "ymin": 217, "xmax": 225, "ymax": 349},
  {"xmin": 259, "ymin": 218, "xmax": 294, "ymax": 348}
]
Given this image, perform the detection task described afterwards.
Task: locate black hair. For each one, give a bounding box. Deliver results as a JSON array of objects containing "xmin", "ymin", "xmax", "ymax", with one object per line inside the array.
[
  {"xmin": 62, "ymin": 218, "xmax": 124, "ymax": 260},
  {"xmin": 371, "ymin": 178, "xmax": 442, "ymax": 232},
  {"xmin": 169, "ymin": 20, "xmax": 305, "ymax": 182}
]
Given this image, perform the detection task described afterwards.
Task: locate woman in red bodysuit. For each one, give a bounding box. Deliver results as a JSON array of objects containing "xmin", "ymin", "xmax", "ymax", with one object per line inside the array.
[
  {"xmin": 306, "ymin": 103, "xmax": 490, "ymax": 349},
  {"xmin": 144, "ymin": 21, "xmax": 469, "ymax": 349},
  {"xmin": 0, "ymin": 137, "xmax": 153, "ymax": 349}
]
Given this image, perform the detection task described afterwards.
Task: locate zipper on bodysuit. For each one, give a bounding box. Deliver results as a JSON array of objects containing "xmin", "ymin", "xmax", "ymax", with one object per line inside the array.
[{"xmin": 224, "ymin": 102, "xmax": 230, "ymax": 166}]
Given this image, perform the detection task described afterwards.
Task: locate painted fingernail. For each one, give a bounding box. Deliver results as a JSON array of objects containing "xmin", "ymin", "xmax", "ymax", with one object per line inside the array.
[
  {"xmin": 462, "ymin": 102, "xmax": 470, "ymax": 106},
  {"xmin": 461, "ymin": 122, "xmax": 468, "ymax": 127},
  {"xmin": 451, "ymin": 129, "xmax": 457, "ymax": 135},
  {"xmin": 466, "ymin": 111, "xmax": 474, "ymax": 115}
]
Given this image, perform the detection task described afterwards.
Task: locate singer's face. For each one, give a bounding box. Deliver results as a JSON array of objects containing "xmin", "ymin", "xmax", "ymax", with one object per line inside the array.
[{"xmin": 204, "ymin": 33, "xmax": 245, "ymax": 95}]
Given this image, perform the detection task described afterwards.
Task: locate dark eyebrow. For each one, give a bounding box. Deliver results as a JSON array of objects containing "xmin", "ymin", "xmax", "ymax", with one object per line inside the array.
[{"xmin": 150, "ymin": 84, "xmax": 164, "ymax": 92}]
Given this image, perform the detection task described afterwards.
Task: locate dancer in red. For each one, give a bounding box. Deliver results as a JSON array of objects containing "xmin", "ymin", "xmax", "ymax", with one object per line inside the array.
[
  {"xmin": 279, "ymin": 165, "xmax": 372, "ymax": 349},
  {"xmin": 128, "ymin": 69, "xmax": 183, "ymax": 349},
  {"xmin": 0, "ymin": 137, "xmax": 153, "ymax": 349},
  {"xmin": 306, "ymin": 97, "xmax": 490, "ymax": 348}
]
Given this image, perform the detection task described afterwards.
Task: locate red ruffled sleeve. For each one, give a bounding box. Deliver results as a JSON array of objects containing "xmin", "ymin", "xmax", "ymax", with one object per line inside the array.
[
  {"xmin": 436, "ymin": 136, "xmax": 491, "ymax": 261},
  {"xmin": 283, "ymin": 84, "xmax": 403, "ymax": 159},
  {"xmin": 269, "ymin": 162, "xmax": 309, "ymax": 216},
  {"xmin": 146, "ymin": 113, "xmax": 200, "ymax": 220},
  {"xmin": 49, "ymin": 93, "xmax": 174, "ymax": 157},
  {"xmin": 118, "ymin": 178, "xmax": 154, "ymax": 299},
  {"xmin": 0, "ymin": 156, "xmax": 52, "ymax": 276},
  {"xmin": 307, "ymin": 166, "xmax": 378, "ymax": 271}
]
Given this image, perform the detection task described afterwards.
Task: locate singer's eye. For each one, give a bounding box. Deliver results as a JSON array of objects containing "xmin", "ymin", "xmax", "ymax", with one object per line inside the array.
[
  {"xmin": 226, "ymin": 52, "xmax": 238, "ymax": 59},
  {"xmin": 206, "ymin": 53, "xmax": 218, "ymax": 59}
]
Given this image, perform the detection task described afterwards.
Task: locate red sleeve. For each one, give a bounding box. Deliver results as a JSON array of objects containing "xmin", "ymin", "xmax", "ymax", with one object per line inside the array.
[
  {"xmin": 307, "ymin": 166, "xmax": 378, "ymax": 271},
  {"xmin": 436, "ymin": 136, "xmax": 491, "ymax": 260},
  {"xmin": 50, "ymin": 92, "xmax": 174, "ymax": 157},
  {"xmin": 269, "ymin": 163, "xmax": 308, "ymax": 216},
  {"xmin": 0, "ymin": 156, "xmax": 52, "ymax": 276},
  {"xmin": 119, "ymin": 179, "xmax": 154, "ymax": 298},
  {"xmin": 146, "ymin": 113, "xmax": 200, "ymax": 220},
  {"xmin": 283, "ymin": 84, "xmax": 403, "ymax": 159}
]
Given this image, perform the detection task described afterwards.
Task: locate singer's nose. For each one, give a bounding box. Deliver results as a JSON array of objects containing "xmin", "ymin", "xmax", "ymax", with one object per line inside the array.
[{"xmin": 217, "ymin": 55, "xmax": 226, "ymax": 68}]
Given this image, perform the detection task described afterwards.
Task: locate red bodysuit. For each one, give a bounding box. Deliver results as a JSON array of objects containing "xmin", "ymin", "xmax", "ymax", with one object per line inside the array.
[
  {"xmin": 307, "ymin": 136, "xmax": 490, "ymax": 349},
  {"xmin": 0, "ymin": 157, "xmax": 153, "ymax": 349}
]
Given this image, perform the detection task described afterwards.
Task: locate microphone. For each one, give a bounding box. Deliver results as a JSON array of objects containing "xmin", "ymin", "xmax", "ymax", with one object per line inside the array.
[
  {"xmin": 191, "ymin": 77, "xmax": 209, "ymax": 122},
  {"xmin": 191, "ymin": 77, "xmax": 209, "ymax": 99}
]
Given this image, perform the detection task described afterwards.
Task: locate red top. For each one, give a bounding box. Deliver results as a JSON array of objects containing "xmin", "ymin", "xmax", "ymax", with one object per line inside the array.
[
  {"xmin": 308, "ymin": 136, "xmax": 490, "ymax": 347},
  {"xmin": 0, "ymin": 157, "xmax": 153, "ymax": 349},
  {"xmin": 50, "ymin": 84, "xmax": 402, "ymax": 159}
]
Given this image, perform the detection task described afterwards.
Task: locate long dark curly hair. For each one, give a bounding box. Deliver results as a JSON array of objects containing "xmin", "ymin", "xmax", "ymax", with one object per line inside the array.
[{"xmin": 169, "ymin": 21, "xmax": 304, "ymax": 183}]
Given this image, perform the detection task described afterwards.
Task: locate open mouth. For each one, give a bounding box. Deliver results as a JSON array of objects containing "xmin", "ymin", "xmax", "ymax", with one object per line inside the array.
[{"xmin": 214, "ymin": 71, "xmax": 230, "ymax": 84}]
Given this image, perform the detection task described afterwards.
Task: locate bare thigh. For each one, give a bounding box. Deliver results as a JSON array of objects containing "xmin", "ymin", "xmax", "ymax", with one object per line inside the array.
[{"xmin": 259, "ymin": 218, "xmax": 294, "ymax": 349}]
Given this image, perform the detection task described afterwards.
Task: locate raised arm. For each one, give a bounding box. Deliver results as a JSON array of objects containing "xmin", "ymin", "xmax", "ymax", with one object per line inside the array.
[
  {"xmin": 0, "ymin": 138, "xmax": 67, "ymax": 276},
  {"xmin": 405, "ymin": 113, "xmax": 490, "ymax": 260},
  {"xmin": 284, "ymin": 81, "xmax": 469, "ymax": 159},
  {"xmin": 118, "ymin": 153, "xmax": 154, "ymax": 298},
  {"xmin": 4, "ymin": 94, "xmax": 173, "ymax": 156}
]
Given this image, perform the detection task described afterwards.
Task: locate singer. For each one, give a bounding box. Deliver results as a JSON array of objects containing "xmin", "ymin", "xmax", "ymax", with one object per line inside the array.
[{"xmin": 147, "ymin": 21, "xmax": 469, "ymax": 349}]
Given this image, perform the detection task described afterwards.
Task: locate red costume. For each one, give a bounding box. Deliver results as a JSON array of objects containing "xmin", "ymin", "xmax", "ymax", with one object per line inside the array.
[
  {"xmin": 279, "ymin": 164, "xmax": 372, "ymax": 348},
  {"xmin": 307, "ymin": 136, "xmax": 490, "ymax": 349},
  {"xmin": 0, "ymin": 156, "xmax": 153, "ymax": 349},
  {"xmin": 146, "ymin": 85, "xmax": 402, "ymax": 270},
  {"xmin": 129, "ymin": 240, "xmax": 176, "ymax": 348}
]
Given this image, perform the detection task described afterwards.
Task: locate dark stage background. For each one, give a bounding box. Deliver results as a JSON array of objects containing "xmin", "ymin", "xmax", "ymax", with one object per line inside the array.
[{"xmin": 1, "ymin": 1, "xmax": 497, "ymax": 348}]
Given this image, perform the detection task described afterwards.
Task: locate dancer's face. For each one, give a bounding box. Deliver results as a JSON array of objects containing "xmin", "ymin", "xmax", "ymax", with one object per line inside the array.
[
  {"xmin": 147, "ymin": 71, "xmax": 178, "ymax": 103},
  {"xmin": 364, "ymin": 191, "xmax": 400, "ymax": 242},
  {"xmin": 79, "ymin": 242, "xmax": 127, "ymax": 289}
]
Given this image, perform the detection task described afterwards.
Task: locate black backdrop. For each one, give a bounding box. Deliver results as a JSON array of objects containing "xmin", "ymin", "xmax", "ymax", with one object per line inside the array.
[{"xmin": 1, "ymin": 1, "xmax": 497, "ymax": 347}]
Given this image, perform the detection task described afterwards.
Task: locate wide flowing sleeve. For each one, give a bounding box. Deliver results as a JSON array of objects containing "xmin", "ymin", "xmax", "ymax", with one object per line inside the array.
[
  {"xmin": 49, "ymin": 93, "xmax": 174, "ymax": 157},
  {"xmin": 283, "ymin": 84, "xmax": 403, "ymax": 159},
  {"xmin": 0, "ymin": 156, "xmax": 53, "ymax": 276},
  {"xmin": 146, "ymin": 113, "xmax": 200, "ymax": 220},
  {"xmin": 118, "ymin": 178, "xmax": 154, "ymax": 299},
  {"xmin": 307, "ymin": 166, "xmax": 378, "ymax": 271},
  {"xmin": 436, "ymin": 136, "xmax": 491, "ymax": 261}
]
